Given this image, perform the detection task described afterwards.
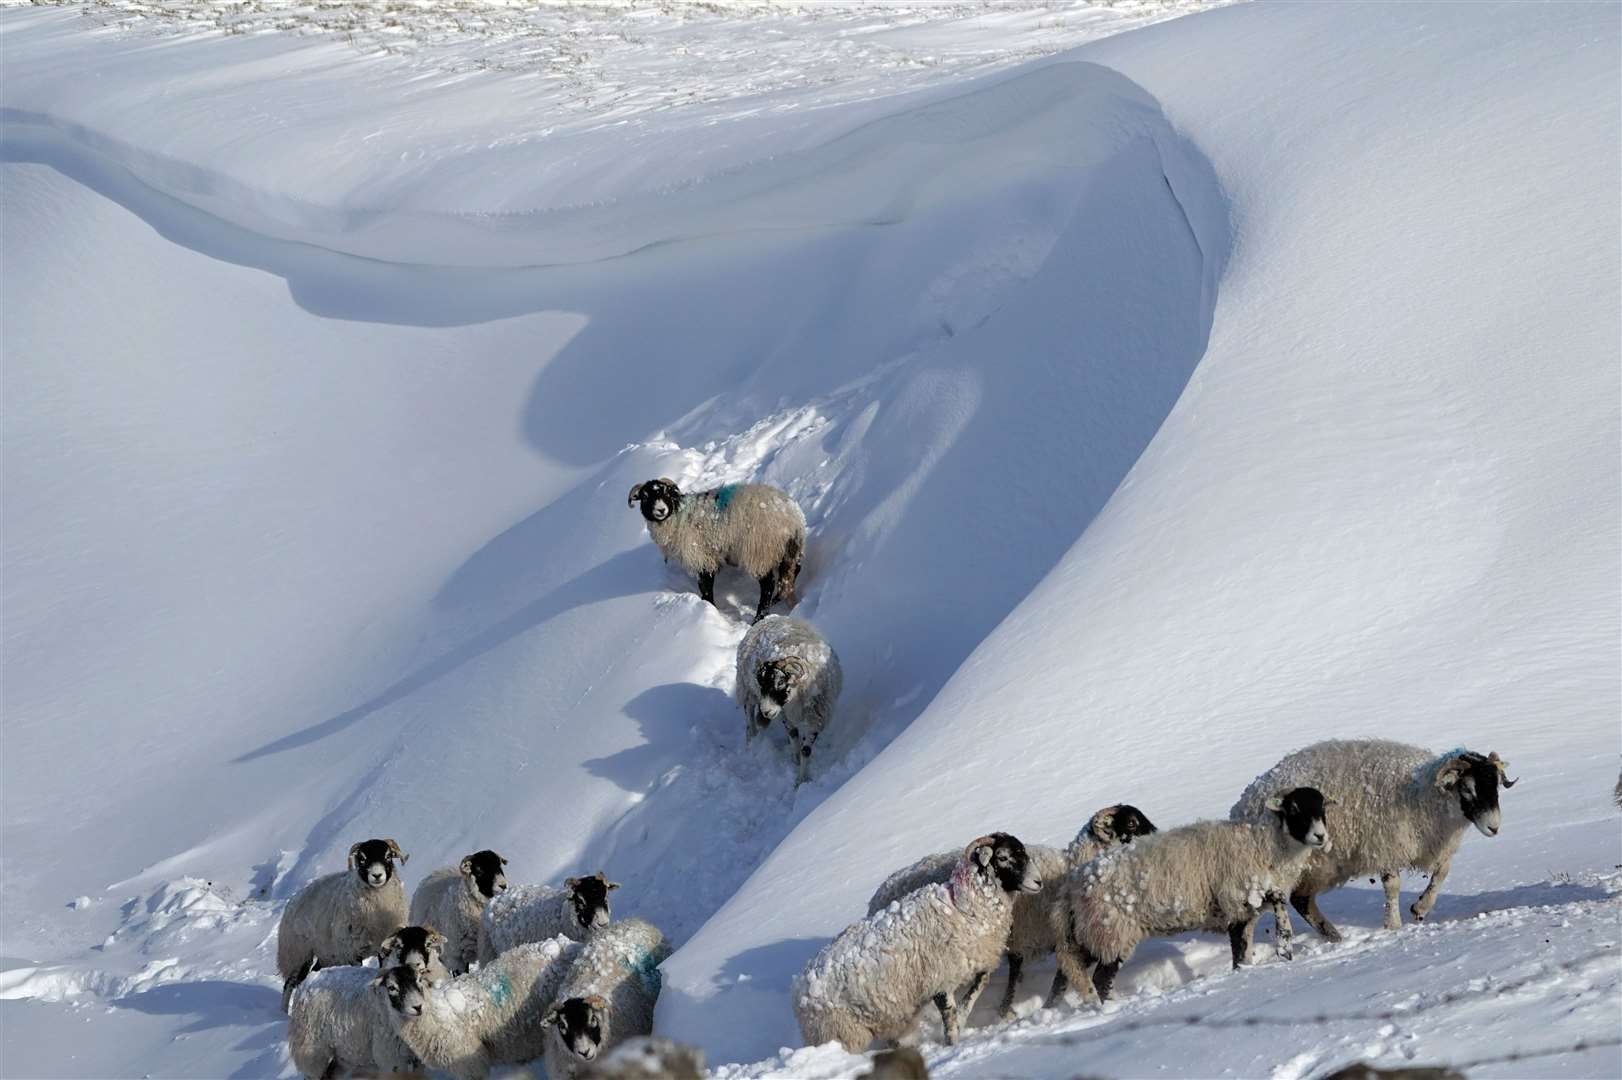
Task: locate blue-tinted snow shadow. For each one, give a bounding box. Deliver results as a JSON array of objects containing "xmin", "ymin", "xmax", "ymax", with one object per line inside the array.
[
  {"xmin": 109, "ymin": 976, "xmax": 290, "ymax": 1074},
  {"xmin": 1308, "ymin": 880, "xmax": 1613, "ymax": 933},
  {"xmin": 584, "ymin": 682, "xmax": 736, "ymax": 792},
  {"xmin": 719, "ymin": 936, "xmax": 832, "ymax": 987}
]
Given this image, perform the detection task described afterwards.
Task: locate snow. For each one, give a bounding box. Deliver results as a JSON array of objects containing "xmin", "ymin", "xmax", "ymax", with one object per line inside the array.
[{"xmin": 3, "ymin": 1, "xmax": 1618, "ymax": 1078}]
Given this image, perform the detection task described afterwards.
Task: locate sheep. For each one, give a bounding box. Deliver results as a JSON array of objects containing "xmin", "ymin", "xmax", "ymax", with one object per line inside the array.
[
  {"xmin": 380, "ymin": 936, "xmax": 582, "ymax": 1080},
  {"xmin": 794, "ymin": 833, "xmax": 1042, "ymax": 1052},
  {"xmin": 409, "ymin": 850, "xmax": 508, "ymax": 974},
  {"xmin": 277, "ymin": 838, "xmax": 409, "ymax": 1012},
  {"xmin": 865, "ymin": 805, "xmax": 1158, "ymax": 1018},
  {"xmin": 580, "ymin": 1037, "xmax": 704, "ymax": 1080},
  {"xmin": 476, "ymin": 872, "xmax": 617, "ymax": 965},
  {"xmin": 628, "ymin": 478, "xmax": 805, "ymax": 623},
  {"xmin": 735, "ymin": 615, "xmax": 843, "ymax": 784},
  {"xmin": 1054, "ymin": 788, "xmax": 1333, "ymax": 1002},
  {"xmin": 379, "ymin": 924, "xmax": 452, "ymax": 986},
  {"xmin": 1230, "ymin": 740, "xmax": 1516, "ymax": 941},
  {"xmin": 287, "ymin": 961, "xmax": 425, "ymax": 1079},
  {"xmin": 542, "ymin": 917, "xmax": 672, "ymax": 1080}
]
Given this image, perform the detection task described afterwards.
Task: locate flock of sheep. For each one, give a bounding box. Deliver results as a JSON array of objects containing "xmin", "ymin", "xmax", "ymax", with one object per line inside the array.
[{"xmin": 273, "ymin": 477, "xmax": 1527, "ymax": 1078}]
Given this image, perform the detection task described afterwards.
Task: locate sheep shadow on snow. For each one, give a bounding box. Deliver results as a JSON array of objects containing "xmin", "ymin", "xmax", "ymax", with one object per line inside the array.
[{"xmin": 585, "ymin": 681, "xmax": 736, "ymax": 792}]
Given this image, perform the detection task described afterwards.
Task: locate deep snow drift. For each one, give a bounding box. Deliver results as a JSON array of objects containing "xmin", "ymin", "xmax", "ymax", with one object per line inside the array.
[{"xmin": 2, "ymin": 2, "xmax": 1618, "ymax": 1079}]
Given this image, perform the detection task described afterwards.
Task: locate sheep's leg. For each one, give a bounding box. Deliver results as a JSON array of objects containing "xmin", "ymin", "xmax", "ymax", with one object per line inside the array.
[
  {"xmin": 1227, "ymin": 920, "xmax": 1253, "ymax": 969},
  {"xmin": 777, "ymin": 543, "xmax": 803, "ymax": 606},
  {"xmin": 933, "ymin": 990, "xmax": 961, "ymax": 1046},
  {"xmin": 1091, "ymin": 959, "xmax": 1122, "ymax": 1002},
  {"xmin": 793, "ymin": 740, "xmax": 812, "ymax": 786},
  {"xmin": 1049, "ymin": 915, "xmax": 1098, "ymax": 1007},
  {"xmin": 1290, "ymin": 890, "xmax": 1343, "ymax": 942},
  {"xmin": 753, "ymin": 569, "xmax": 779, "ymax": 623},
  {"xmin": 1410, "ymin": 854, "xmax": 1452, "ymax": 922},
  {"xmin": 697, "ymin": 569, "xmax": 717, "ymax": 606},
  {"xmin": 957, "ymin": 969, "xmax": 991, "ymax": 1025},
  {"xmin": 1381, "ymin": 871, "xmax": 1403, "ymax": 929},
  {"xmin": 745, "ymin": 704, "xmax": 761, "ymax": 742},
  {"xmin": 318, "ymin": 1058, "xmax": 338, "ymax": 1080},
  {"xmin": 1267, "ymin": 894, "xmax": 1294, "ymax": 960},
  {"xmin": 996, "ymin": 952, "xmax": 1023, "ymax": 1020}
]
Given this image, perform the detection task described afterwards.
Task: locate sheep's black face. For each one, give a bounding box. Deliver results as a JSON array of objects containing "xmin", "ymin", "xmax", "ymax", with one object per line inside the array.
[
  {"xmin": 380, "ymin": 965, "xmax": 427, "ymax": 1019},
  {"xmin": 463, "ymin": 849, "xmax": 508, "ymax": 900},
  {"xmin": 1449, "ymin": 752, "xmax": 1507, "ymax": 837},
  {"xmin": 631, "ymin": 479, "xmax": 682, "ymax": 524},
  {"xmin": 551, "ymin": 996, "xmax": 606, "ymax": 1062},
  {"xmin": 381, "ymin": 926, "xmax": 443, "ymax": 974},
  {"xmin": 755, "ymin": 661, "xmax": 797, "ymax": 719},
  {"xmin": 1109, "ymin": 804, "xmax": 1158, "ymax": 843},
  {"xmin": 979, "ymin": 833, "xmax": 1041, "ymax": 894},
  {"xmin": 566, "ymin": 873, "xmax": 617, "ymax": 931},
  {"xmin": 1274, "ymin": 787, "xmax": 1331, "ymax": 849},
  {"xmin": 351, "ymin": 839, "xmax": 399, "ymax": 889}
]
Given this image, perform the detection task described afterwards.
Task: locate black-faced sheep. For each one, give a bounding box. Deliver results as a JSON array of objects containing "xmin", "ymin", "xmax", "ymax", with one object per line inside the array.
[
  {"xmin": 1230, "ymin": 740, "xmax": 1516, "ymax": 940},
  {"xmin": 409, "ymin": 850, "xmax": 508, "ymax": 974},
  {"xmin": 628, "ymin": 478, "xmax": 805, "ymax": 623},
  {"xmin": 277, "ymin": 838, "xmax": 409, "ymax": 1012},
  {"xmin": 287, "ymin": 962, "xmax": 424, "ymax": 1079},
  {"xmin": 794, "ymin": 833, "xmax": 1042, "ymax": 1051},
  {"xmin": 476, "ymin": 872, "xmax": 617, "ymax": 965},
  {"xmin": 379, "ymin": 925, "xmax": 451, "ymax": 986},
  {"xmin": 380, "ymin": 936, "xmax": 581, "ymax": 1080},
  {"xmin": 865, "ymin": 805, "xmax": 1157, "ymax": 1018},
  {"xmin": 542, "ymin": 917, "xmax": 671, "ymax": 1080},
  {"xmin": 1055, "ymin": 788, "xmax": 1333, "ymax": 1001},
  {"xmin": 735, "ymin": 615, "xmax": 842, "ymax": 785}
]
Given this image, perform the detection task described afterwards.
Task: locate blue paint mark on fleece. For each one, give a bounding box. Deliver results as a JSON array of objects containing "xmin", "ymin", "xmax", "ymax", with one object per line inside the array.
[
  {"xmin": 489, "ymin": 974, "xmax": 512, "ymax": 1009},
  {"xmin": 623, "ymin": 950, "xmax": 663, "ymax": 996},
  {"xmin": 714, "ymin": 484, "xmax": 740, "ymax": 513}
]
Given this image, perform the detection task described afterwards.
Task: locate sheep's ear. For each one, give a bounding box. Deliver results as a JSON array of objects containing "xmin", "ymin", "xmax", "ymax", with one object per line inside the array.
[
  {"xmin": 565, "ymin": 876, "xmax": 580, "ymax": 890},
  {"xmin": 385, "ymin": 839, "xmax": 407, "ymax": 864},
  {"xmin": 378, "ymin": 935, "xmax": 400, "ymax": 960},
  {"xmin": 426, "ymin": 927, "xmax": 445, "ymax": 949},
  {"xmin": 606, "ymin": 880, "xmax": 621, "ymax": 891},
  {"xmin": 1488, "ymin": 751, "xmax": 1519, "ymax": 788},
  {"xmin": 542, "ymin": 1006, "xmax": 562, "ymax": 1028},
  {"xmin": 1264, "ymin": 796, "xmax": 1285, "ymax": 812},
  {"xmin": 628, "ymin": 483, "xmax": 645, "ymax": 507},
  {"xmin": 498, "ymin": 854, "xmax": 509, "ymax": 867},
  {"xmin": 460, "ymin": 857, "xmax": 474, "ymax": 876},
  {"xmin": 348, "ymin": 842, "xmax": 364, "ymax": 868}
]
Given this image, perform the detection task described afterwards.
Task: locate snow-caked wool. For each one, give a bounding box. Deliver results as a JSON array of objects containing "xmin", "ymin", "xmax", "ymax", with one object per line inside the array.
[
  {"xmin": 277, "ymin": 839, "xmax": 409, "ymax": 1012},
  {"xmin": 543, "ymin": 917, "xmax": 672, "ymax": 1080},
  {"xmin": 795, "ymin": 834, "xmax": 1037, "ymax": 1051},
  {"xmin": 735, "ymin": 614, "xmax": 842, "ymax": 784},
  {"xmin": 410, "ymin": 851, "xmax": 508, "ymax": 974},
  {"xmin": 477, "ymin": 874, "xmax": 615, "ymax": 965},
  {"xmin": 1231, "ymin": 740, "xmax": 1514, "ymax": 935},
  {"xmin": 387, "ymin": 936, "xmax": 581, "ymax": 1080},
  {"xmin": 287, "ymin": 963, "xmax": 420, "ymax": 1080}
]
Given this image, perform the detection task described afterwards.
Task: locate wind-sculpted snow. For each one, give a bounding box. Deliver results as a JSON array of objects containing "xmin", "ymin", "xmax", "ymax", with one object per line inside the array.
[{"xmin": 2, "ymin": 1, "xmax": 1618, "ymax": 1077}]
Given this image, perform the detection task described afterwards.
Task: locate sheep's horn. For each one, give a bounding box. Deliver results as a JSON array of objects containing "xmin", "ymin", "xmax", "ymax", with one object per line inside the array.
[
  {"xmin": 628, "ymin": 483, "xmax": 645, "ymax": 507},
  {"xmin": 385, "ymin": 839, "xmax": 407, "ymax": 864},
  {"xmin": 1088, "ymin": 805, "xmax": 1120, "ymax": 842},
  {"xmin": 780, "ymin": 656, "xmax": 809, "ymax": 679},
  {"xmin": 348, "ymin": 842, "xmax": 364, "ymax": 867},
  {"xmin": 1489, "ymin": 751, "xmax": 1519, "ymax": 788}
]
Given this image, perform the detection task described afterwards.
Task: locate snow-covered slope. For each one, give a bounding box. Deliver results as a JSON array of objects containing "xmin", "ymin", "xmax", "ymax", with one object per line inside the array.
[{"xmin": 2, "ymin": 2, "xmax": 1618, "ymax": 1078}]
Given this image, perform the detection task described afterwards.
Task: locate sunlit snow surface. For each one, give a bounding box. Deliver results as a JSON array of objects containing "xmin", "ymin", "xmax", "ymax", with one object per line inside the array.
[{"xmin": 2, "ymin": 1, "xmax": 1618, "ymax": 1078}]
